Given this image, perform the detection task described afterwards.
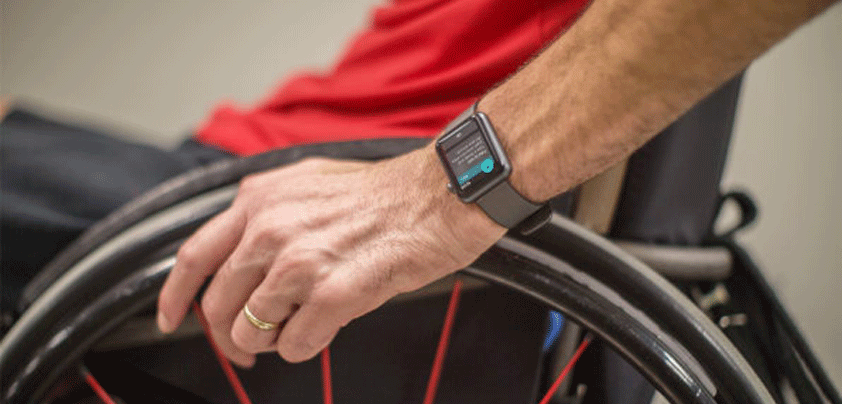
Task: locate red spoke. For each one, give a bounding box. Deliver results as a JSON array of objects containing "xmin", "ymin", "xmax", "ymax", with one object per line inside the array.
[
  {"xmin": 193, "ymin": 302, "xmax": 253, "ymax": 404},
  {"xmin": 79, "ymin": 364, "xmax": 116, "ymax": 404},
  {"xmin": 423, "ymin": 278, "xmax": 464, "ymax": 404},
  {"xmin": 321, "ymin": 347, "xmax": 334, "ymax": 404},
  {"xmin": 538, "ymin": 335, "xmax": 592, "ymax": 404}
]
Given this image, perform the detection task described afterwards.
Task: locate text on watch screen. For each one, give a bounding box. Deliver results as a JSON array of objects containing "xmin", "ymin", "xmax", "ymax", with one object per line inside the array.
[{"xmin": 445, "ymin": 130, "xmax": 495, "ymax": 189}]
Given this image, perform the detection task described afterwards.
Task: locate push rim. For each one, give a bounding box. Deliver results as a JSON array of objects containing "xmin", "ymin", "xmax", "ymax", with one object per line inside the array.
[{"xmin": 0, "ymin": 139, "xmax": 773, "ymax": 403}]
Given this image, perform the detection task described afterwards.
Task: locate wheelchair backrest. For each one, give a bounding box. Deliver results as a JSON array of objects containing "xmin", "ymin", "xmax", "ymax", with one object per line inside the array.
[{"xmin": 610, "ymin": 75, "xmax": 744, "ymax": 246}]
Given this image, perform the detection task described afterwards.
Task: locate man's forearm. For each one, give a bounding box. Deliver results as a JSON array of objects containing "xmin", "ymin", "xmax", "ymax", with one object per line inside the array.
[{"xmin": 478, "ymin": 0, "xmax": 835, "ymax": 202}]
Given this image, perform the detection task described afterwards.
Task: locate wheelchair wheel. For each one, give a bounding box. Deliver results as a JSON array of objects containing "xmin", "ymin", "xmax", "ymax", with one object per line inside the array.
[{"xmin": 0, "ymin": 139, "xmax": 774, "ymax": 404}]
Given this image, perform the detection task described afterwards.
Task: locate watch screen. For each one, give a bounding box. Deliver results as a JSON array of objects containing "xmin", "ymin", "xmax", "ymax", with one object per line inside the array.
[{"xmin": 438, "ymin": 120, "xmax": 503, "ymax": 192}]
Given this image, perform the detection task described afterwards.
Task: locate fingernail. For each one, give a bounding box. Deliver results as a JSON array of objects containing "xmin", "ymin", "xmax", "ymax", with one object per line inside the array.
[{"xmin": 157, "ymin": 310, "xmax": 172, "ymax": 333}]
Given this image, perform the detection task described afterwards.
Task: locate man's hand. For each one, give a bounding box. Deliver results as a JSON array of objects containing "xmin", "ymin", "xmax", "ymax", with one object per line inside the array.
[{"xmin": 156, "ymin": 147, "xmax": 505, "ymax": 365}]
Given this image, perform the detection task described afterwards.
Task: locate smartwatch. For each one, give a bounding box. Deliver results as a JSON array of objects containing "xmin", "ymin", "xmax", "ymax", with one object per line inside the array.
[{"xmin": 435, "ymin": 103, "xmax": 550, "ymax": 231}]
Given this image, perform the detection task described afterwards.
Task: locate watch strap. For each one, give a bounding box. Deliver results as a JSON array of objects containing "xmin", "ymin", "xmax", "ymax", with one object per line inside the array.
[
  {"xmin": 441, "ymin": 102, "xmax": 478, "ymax": 134},
  {"xmin": 476, "ymin": 180, "xmax": 546, "ymax": 229}
]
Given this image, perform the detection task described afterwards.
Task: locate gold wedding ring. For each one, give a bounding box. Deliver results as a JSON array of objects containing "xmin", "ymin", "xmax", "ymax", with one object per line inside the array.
[{"xmin": 243, "ymin": 303, "xmax": 279, "ymax": 331}]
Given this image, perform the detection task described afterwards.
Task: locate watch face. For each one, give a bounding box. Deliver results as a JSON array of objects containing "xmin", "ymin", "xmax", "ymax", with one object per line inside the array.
[{"xmin": 436, "ymin": 116, "xmax": 509, "ymax": 201}]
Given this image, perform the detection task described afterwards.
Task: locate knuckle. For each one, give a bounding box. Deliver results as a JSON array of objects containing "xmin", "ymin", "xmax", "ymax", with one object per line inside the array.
[
  {"xmin": 264, "ymin": 250, "xmax": 321, "ymax": 288},
  {"xmin": 200, "ymin": 294, "xmax": 227, "ymax": 329},
  {"xmin": 258, "ymin": 268, "xmax": 285, "ymax": 293},
  {"xmin": 231, "ymin": 327, "xmax": 260, "ymax": 353},
  {"xmin": 282, "ymin": 251, "xmax": 320, "ymax": 274},
  {"xmin": 262, "ymin": 271, "xmax": 311, "ymax": 302},
  {"xmin": 251, "ymin": 224, "xmax": 287, "ymax": 248},
  {"xmin": 234, "ymin": 177, "xmax": 261, "ymax": 210},
  {"xmin": 175, "ymin": 242, "xmax": 200, "ymax": 272},
  {"xmin": 230, "ymin": 328, "xmax": 249, "ymax": 350},
  {"xmin": 309, "ymin": 283, "xmax": 352, "ymax": 309},
  {"xmin": 212, "ymin": 261, "xmax": 239, "ymax": 289},
  {"xmin": 238, "ymin": 175, "xmax": 259, "ymax": 194},
  {"xmin": 278, "ymin": 336, "xmax": 318, "ymax": 363}
]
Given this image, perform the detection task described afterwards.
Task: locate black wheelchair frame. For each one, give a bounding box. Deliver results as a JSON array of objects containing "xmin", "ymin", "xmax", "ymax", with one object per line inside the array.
[{"xmin": 2, "ymin": 136, "xmax": 834, "ymax": 404}]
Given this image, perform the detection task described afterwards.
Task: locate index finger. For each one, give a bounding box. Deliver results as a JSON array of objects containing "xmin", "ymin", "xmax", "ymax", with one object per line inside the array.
[{"xmin": 158, "ymin": 208, "xmax": 246, "ymax": 333}]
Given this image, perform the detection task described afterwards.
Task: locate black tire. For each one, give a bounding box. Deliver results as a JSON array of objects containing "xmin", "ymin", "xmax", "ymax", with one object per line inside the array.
[{"xmin": 0, "ymin": 139, "xmax": 773, "ymax": 404}]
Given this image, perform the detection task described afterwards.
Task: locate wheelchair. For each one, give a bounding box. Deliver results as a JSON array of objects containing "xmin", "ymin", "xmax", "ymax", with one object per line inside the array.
[{"xmin": 1, "ymin": 77, "xmax": 839, "ymax": 404}]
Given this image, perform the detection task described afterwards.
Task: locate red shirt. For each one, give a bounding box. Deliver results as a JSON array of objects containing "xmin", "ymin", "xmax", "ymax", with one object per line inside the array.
[{"xmin": 196, "ymin": 0, "xmax": 589, "ymax": 155}]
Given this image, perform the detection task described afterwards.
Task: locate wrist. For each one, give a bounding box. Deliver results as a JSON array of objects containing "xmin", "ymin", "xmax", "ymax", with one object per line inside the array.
[
  {"xmin": 476, "ymin": 92, "xmax": 564, "ymax": 203},
  {"xmin": 420, "ymin": 144, "xmax": 506, "ymax": 225},
  {"xmin": 408, "ymin": 145, "xmax": 506, "ymax": 259}
]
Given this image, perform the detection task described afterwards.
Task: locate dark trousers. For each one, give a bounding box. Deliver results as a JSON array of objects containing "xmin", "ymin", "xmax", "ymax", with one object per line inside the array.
[{"xmin": 1, "ymin": 108, "xmax": 232, "ymax": 315}]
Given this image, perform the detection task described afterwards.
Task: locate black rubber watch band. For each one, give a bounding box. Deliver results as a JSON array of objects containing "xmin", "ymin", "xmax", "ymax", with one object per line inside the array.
[{"xmin": 476, "ymin": 179, "xmax": 545, "ymax": 228}]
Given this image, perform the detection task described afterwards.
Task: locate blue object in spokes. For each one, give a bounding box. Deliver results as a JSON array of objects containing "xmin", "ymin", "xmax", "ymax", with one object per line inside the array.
[{"xmin": 543, "ymin": 311, "xmax": 565, "ymax": 352}]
